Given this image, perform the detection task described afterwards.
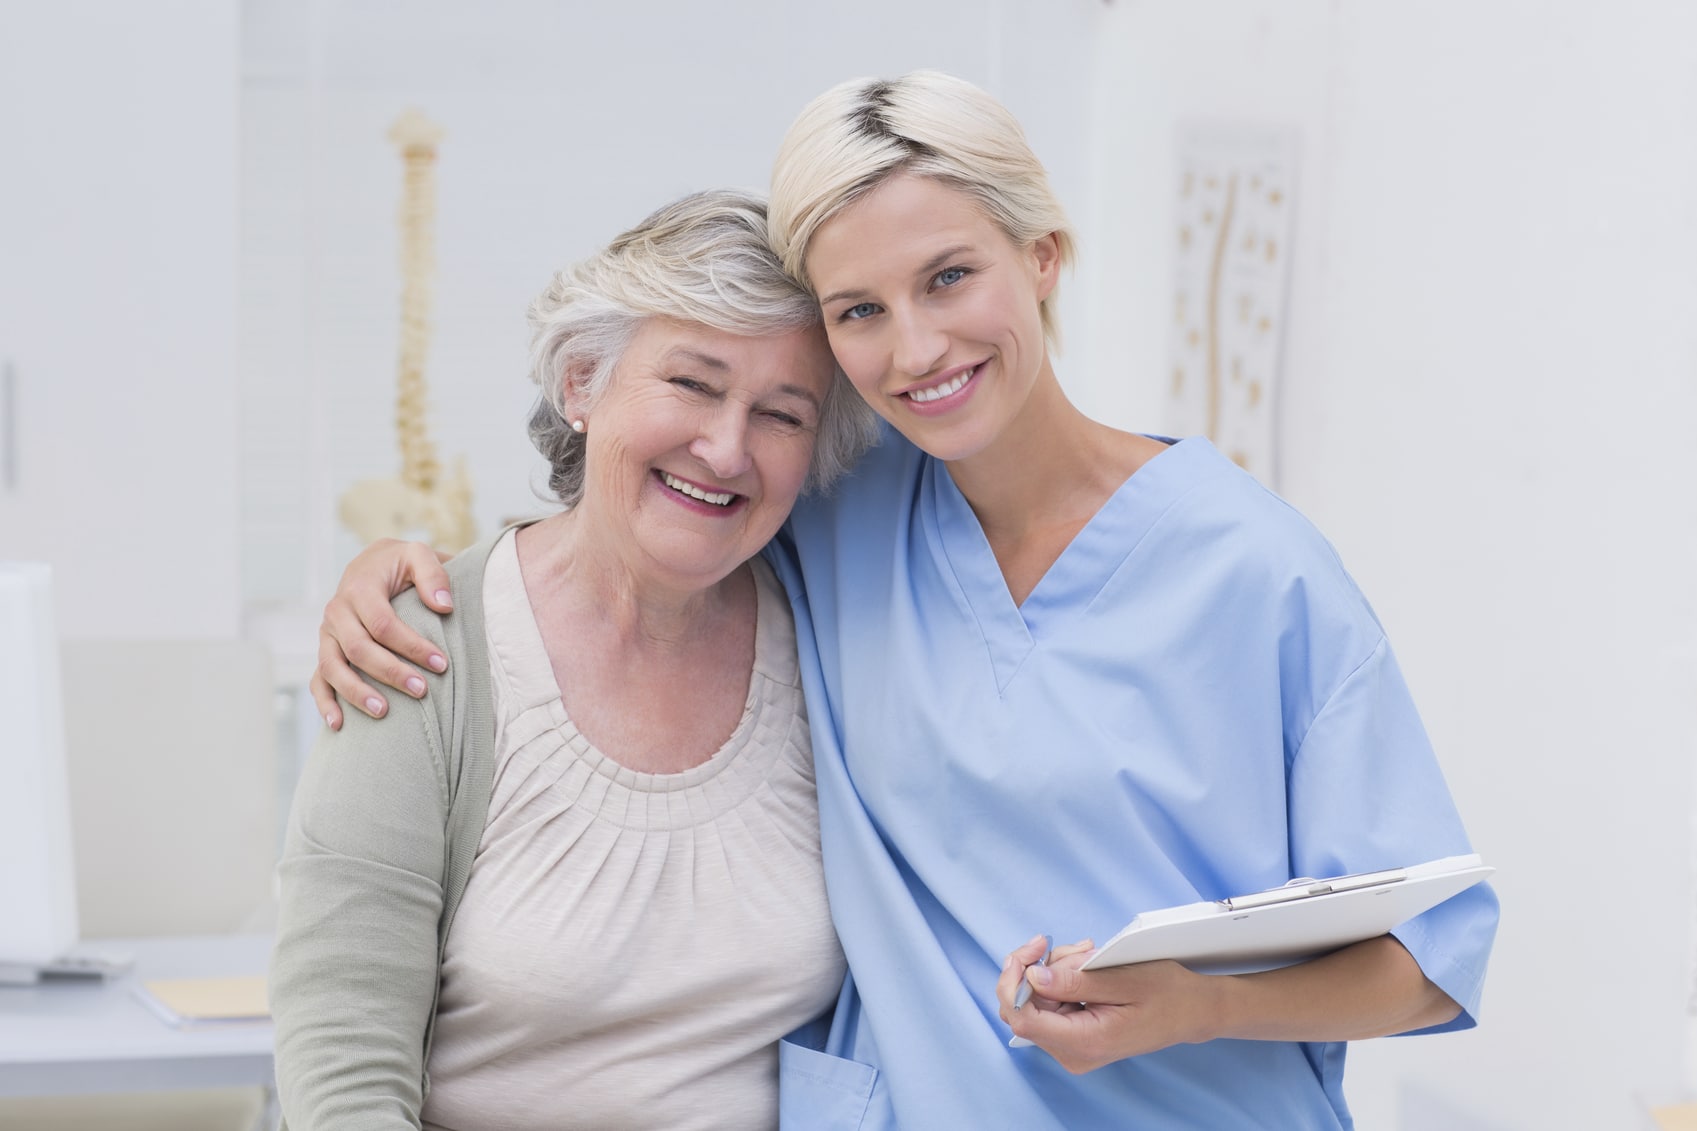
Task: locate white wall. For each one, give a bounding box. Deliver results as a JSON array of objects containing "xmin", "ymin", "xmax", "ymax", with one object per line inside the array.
[
  {"xmin": 0, "ymin": 1, "xmax": 241, "ymax": 639},
  {"xmin": 1085, "ymin": 2, "xmax": 1697, "ymax": 1127}
]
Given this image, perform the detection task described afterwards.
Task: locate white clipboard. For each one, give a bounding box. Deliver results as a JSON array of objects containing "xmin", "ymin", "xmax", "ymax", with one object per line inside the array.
[
  {"xmin": 1008, "ymin": 853, "xmax": 1491, "ymax": 1048},
  {"xmin": 1080, "ymin": 853, "xmax": 1493, "ymax": 975}
]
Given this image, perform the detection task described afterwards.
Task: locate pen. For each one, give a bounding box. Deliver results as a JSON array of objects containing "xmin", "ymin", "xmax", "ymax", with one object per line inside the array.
[{"xmin": 1013, "ymin": 935, "xmax": 1052, "ymax": 1011}]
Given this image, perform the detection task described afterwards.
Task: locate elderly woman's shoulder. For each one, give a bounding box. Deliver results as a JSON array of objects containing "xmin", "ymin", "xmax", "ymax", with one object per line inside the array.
[{"xmin": 388, "ymin": 587, "xmax": 454, "ymax": 638}]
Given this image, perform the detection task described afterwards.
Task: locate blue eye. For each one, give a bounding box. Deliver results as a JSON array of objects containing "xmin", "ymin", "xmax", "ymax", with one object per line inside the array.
[
  {"xmin": 934, "ymin": 266, "xmax": 969, "ymax": 288},
  {"xmin": 842, "ymin": 302, "xmax": 879, "ymax": 321}
]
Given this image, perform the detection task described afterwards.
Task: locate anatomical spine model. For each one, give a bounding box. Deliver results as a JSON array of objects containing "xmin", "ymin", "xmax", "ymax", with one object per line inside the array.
[{"xmin": 338, "ymin": 109, "xmax": 476, "ymax": 553}]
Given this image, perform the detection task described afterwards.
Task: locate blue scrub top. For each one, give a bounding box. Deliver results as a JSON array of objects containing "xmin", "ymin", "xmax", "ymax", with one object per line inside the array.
[{"xmin": 765, "ymin": 429, "xmax": 1498, "ymax": 1130}]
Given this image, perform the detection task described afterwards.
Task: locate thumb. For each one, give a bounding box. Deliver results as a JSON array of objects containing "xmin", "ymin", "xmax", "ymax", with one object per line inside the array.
[{"xmin": 1027, "ymin": 961, "xmax": 1091, "ymax": 1004}]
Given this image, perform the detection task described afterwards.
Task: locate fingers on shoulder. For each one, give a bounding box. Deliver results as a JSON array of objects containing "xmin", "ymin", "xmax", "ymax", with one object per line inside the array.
[
  {"xmin": 309, "ymin": 666, "xmax": 345, "ymax": 729},
  {"xmin": 401, "ymin": 541, "xmax": 453, "ymax": 596},
  {"xmin": 344, "ymin": 598, "xmax": 449, "ymax": 699}
]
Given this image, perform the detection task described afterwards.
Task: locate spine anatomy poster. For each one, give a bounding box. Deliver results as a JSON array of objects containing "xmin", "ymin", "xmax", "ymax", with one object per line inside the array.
[{"xmin": 1166, "ymin": 125, "xmax": 1297, "ymax": 486}]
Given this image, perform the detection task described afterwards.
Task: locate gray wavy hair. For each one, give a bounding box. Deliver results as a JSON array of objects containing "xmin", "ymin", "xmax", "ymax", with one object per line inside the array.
[{"xmin": 527, "ymin": 189, "xmax": 880, "ymax": 507}]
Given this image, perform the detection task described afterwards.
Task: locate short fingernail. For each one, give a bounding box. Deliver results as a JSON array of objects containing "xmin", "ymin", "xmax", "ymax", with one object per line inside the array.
[
  {"xmin": 1001, "ymin": 954, "xmax": 1015, "ymax": 974},
  {"xmin": 324, "ymin": 713, "xmax": 337, "ymax": 729},
  {"xmin": 427, "ymin": 653, "xmax": 447, "ymax": 672},
  {"xmin": 406, "ymin": 676, "xmax": 426, "ymax": 696},
  {"xmin": 435, "ymin": 589, "xmax": 453, "ymax": 607},
  {"xmin": 365, "ymin": 696, "xmax": 385, "ymax": 716},
  {"xmin": 1029, "ymin": 966, "xmax": 1054, "ymax": 988}
]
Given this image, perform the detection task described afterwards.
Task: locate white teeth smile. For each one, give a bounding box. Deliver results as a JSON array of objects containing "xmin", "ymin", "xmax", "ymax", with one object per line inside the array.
[
  {"xmin": 907, "ymin": 367, "xmax": 975, "ymax": 403},
  {"xmin": 662, "ymin": 472, "xmax": 735, "ymax": 507}
]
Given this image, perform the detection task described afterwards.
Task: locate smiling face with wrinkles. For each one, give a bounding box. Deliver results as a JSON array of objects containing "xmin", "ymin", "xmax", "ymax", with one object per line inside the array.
[{"xmin": 569, "ymin": 317, "xmax": 835, "ymax": 594}]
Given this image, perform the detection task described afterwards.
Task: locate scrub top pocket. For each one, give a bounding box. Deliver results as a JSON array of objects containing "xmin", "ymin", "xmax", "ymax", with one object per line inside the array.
[{"xmin": 778, "ymin": 1038, "xmax": 879, "ymax": 1130}]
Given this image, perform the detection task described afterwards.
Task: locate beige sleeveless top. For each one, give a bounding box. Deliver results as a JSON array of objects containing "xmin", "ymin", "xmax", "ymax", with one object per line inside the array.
[{"xmin": 420, "ymin": 531, "xmax": 845, "ymax": 1131}]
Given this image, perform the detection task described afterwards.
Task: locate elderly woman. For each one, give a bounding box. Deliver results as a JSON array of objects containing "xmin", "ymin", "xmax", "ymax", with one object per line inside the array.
[{"xmin": 269, "ymin": 190, "xmax": 876, "ymax": 1131}]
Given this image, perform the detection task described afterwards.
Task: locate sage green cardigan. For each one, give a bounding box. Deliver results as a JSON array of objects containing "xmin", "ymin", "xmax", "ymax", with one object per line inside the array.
[{"xmin": 271, "ymin": 532, "xmax": 504, "ymax": 1130}]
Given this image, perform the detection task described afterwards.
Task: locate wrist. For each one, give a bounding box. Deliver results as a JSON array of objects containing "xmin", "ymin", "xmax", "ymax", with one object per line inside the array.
[{"xmin": 1194, "ymin": 971, "xmax": 1245, "ymax": 1044}]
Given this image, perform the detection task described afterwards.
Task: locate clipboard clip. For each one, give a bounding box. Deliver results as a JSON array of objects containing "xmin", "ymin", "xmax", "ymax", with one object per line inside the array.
[{"xmin": 1219, "ymin": 866, "xmax": 1408, "ymax": 913}]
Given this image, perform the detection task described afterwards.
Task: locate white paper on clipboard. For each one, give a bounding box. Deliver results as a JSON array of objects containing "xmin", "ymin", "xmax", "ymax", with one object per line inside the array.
[{"xmin": 1079, "ymin": 853, "xmax": 1493, "ymax": 975}]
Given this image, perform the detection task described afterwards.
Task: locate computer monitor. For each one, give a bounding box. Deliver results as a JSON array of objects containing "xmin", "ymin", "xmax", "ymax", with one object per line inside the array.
[{"xmin": 0, "ymin": 563, "xmax": 78, "ymax": 965}]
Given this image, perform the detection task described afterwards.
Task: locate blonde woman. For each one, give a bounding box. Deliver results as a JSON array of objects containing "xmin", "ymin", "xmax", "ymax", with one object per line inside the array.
[{"xmin": 314, "ymin": 74, "xmax": 1496, "ymax": 1129}]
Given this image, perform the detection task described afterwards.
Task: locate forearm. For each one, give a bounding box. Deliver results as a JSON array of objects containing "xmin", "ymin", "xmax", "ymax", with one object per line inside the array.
[
  {"xmin": 271, "ymin": 699, "xmax": 452, "ymax": 1128},
  {"xmin": 1210, "ymin": 934, "xmax": 1460, "ymax": 1043},
  {"xmin": 272, "ymin": 853, "xmax": 442, "ymax": 1129},
  {"xmin": 1003, "ymin": 931, "xmax": 1462, "ymax": 1073}
]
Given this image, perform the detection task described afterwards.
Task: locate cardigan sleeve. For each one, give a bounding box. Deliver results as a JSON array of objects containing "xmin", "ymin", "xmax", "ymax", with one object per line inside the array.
[{"xmin": 270, "ymin": 602, "xmax": 456, "ymax": 1131}]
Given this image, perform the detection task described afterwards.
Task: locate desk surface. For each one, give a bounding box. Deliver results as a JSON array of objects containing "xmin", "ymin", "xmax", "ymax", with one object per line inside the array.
[{"xmin": 0, "ymin": 933, "xmax": 272, "ymax": 1097}]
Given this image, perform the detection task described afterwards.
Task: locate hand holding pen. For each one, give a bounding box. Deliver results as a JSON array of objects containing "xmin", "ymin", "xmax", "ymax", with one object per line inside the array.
[{"xmin": 999, "ymin": 933, "xmax": 1095, "ymax": 1046}]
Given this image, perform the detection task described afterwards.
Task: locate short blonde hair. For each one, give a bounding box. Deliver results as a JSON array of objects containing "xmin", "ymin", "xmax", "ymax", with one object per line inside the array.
[
  {"xmin": 768, "ymin": 71, "xmax": 1076, "ymax": 347},
  {"xmin": 526, "ymin": 189, "xmax": 878, "ymax": 506}
]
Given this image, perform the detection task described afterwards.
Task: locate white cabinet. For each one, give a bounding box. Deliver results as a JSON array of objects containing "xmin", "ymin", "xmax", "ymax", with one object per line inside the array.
[{"xmin": 0, "ymin": 1, "xmax": 241, "ymax": 640}]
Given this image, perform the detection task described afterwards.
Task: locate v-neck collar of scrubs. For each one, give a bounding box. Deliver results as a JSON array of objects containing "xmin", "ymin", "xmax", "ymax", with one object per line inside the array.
[{"xmin": 924, "ymin": 435, "xmax": 1216, "ymax": 690}]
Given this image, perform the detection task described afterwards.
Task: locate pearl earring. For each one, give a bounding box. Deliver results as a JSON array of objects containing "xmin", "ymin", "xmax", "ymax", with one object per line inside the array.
[{"xmin": 570, "ymin": 419, "xmax": 585, "ymax": 433}]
